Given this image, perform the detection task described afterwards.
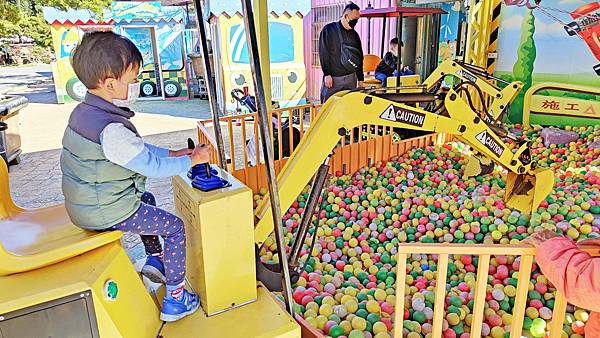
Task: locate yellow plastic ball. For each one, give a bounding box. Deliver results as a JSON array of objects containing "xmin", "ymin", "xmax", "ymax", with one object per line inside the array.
[
  {"xmin": 319, "ymin": 303, "xmax": 333, "ymax": 317},
  {"xmin": 490, "ymin": 326, "xmax": 505, "ymax": 338},
  {"xmin": 373, "ymin": 322, "xmax": 388, "ymax": 335},
  {"xmin": 351, "ymin": 316, "xmax": 367, "ymax": 330},
  {"xmin": 366, "ymin": 300, "xmax": 381, "ymax": 313}
]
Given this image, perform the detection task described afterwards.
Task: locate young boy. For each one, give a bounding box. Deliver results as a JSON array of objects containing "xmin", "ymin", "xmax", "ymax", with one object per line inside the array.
[
  {"xmin": 62, "ymin": 31, "xmax": 210, "ymax": 322},
  {"xmin": 524, "ymin": 229, "xmax": 600, "ymax": 336},
  {"xmin": 375, "ymin": 38, "xmax": 415, "ymax": 87}
]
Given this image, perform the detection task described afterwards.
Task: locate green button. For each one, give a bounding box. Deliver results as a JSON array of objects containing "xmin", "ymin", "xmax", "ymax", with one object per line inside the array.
[{"xmin": 104, "ymin": 280, "xmax": 118, "ymax": 301}]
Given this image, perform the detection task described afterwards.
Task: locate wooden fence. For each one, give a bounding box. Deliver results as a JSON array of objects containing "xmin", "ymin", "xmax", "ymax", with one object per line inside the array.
[{"xmin": 197, "ymin": 104, "xmax": 451, "ymax": 193}]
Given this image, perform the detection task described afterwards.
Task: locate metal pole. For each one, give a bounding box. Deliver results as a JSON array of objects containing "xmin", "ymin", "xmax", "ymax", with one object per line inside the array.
[
  {"xmin": 396, "ymin": 12, "xmax": 403, "ymax": 90},
  {"xmin": 380, "ymin": 15, "xmax": 387, "ymax": 58},
  {"xmin": 289, "ymin": 156, "xmax": 331, "ymax": 266},
  {"xmin": 192, "ymin": 0, "xmax": 228, "ymax": 170},
  {"xmin": 367, "ymin": 17, "xmax": 371, "ymax": 55},
  {"xmin": 240, "ymin": 0, "xmax": 295, "ymax": 316}
]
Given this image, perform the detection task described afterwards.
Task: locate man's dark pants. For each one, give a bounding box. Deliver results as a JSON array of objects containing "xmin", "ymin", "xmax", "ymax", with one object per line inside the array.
[{"xmin": 320, "ymin": 73, "xmax": 358, "ymax": 103}]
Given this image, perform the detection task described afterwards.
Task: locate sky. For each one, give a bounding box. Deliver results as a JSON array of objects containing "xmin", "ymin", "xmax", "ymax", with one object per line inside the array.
[{"xmin": 496, "ymin": 0, "xmax": 600, "ymax": 75}]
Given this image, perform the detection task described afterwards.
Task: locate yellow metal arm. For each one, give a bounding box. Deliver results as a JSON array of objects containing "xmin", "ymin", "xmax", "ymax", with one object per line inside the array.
[
  {"xmin": 424, "ymin": 60, "xmax": 523, "ymax": 121},
  {"xmin": 254, "ymin": 85, "xmax": 552, "ymax": 245}
]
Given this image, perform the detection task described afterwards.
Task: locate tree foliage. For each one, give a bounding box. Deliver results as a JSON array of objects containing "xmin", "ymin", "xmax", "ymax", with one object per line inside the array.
[
  {"xmin": 0, "ymin": 0, "xmax": 111, "ymax": 48},
  {"xmin": 509, "ymin": 10, "xmax": 537, "ymax": 123}
]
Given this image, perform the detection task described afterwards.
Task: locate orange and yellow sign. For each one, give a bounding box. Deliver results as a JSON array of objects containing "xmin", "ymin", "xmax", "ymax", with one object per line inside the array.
[{"xmin": 530, "ymin": 95, "xmax": 600, "ymax": 118}]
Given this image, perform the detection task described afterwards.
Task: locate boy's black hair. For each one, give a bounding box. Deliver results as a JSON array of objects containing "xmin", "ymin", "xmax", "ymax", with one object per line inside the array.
[
  {"xmin": 71, "ymin": 31, "xmax": 143, "ymax": 89},
  {"xmin": 344, "ymin": 2, "xmax": 360, "ymax": 13},
  {"xmin": 390, "ymin": 38, "xmax": 404, "ymax": 47}
]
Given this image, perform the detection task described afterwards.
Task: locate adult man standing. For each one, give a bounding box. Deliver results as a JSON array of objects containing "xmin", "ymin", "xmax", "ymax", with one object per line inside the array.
[{"xmin": 319, "ymin": 2, "xmax": 364, "ymax": 103}]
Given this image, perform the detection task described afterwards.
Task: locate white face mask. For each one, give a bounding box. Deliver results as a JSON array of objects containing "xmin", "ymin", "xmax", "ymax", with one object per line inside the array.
[{"xmin": 112, "ymin": 82, "xmax": 141, "ymax": 107}]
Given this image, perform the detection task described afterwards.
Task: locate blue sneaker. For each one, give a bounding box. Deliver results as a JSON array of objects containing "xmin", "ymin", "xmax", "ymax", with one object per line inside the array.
[
  {"xmin": 160, "ymin": 289, "xmax": 201, "ymax": 322},
  {"xmin": 141, "ymin": 256, "xmax": 166, "ymax": 284}
]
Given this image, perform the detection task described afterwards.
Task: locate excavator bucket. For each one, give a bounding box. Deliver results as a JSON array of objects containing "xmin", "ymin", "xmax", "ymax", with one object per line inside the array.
[
  {"xmin": 464, "ymin": 154, "xmax": 495, "ymax": 178},
  {"xmin": 504, "ymin": 169, "xmax": 554, "ymax": 214}
]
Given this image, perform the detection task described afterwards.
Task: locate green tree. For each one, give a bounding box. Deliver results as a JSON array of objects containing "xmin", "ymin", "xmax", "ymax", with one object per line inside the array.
[
  {"xmin": 509, "ymin": 9, "xmax": 536, "ymax": 123},
  {"xmin": 0, "ymin": 0, "xmax": 111, "ymax": 48},
  {"xmin": 0, "ymin": 2, "xmax": 21, "ymax": 38}
]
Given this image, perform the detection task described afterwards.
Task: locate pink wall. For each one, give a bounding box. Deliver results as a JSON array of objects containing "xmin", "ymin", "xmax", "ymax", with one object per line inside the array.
[{"xmin": 306, "ymin": 0, "xmax": 397, "ymax": 102}]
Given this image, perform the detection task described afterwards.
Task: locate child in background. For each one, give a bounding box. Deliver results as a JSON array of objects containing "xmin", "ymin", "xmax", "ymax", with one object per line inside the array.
[
  {"xmin": 524, "ymin": 229, "xmax": 600, "ymax": 336},
  {"xmin": 374, "ymin": 38, "xmax": 415, "ymax": 87},
  {"xmin": 62, "ymin": 31, "xmax": 210, "ymax": 322}
]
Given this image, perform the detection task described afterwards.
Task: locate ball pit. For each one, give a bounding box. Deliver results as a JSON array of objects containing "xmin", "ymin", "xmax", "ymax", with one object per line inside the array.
[{"xmin": 258, "ymin": 125, "xmax": 600, "ymax": 338}]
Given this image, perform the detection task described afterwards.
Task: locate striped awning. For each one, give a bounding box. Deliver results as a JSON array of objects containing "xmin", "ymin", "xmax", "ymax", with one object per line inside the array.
[
  {"xmin": 42, "ymin": 7, "xmax": 113, "ymax": 25},
  {"xmin": 208, "ymin": 0, "xmax": 310, "ymax": 17}
]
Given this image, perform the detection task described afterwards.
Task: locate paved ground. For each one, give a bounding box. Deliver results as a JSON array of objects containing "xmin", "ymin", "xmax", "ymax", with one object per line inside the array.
[{"xmin": 0, "ymin": 64, "xmax": 53, "ymax": 97}]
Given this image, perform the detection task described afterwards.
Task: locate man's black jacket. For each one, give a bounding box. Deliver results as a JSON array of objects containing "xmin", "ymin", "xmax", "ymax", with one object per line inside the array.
[{"xmin": 319, "ymin": 21, "xmax": 364, "ymax": 81}]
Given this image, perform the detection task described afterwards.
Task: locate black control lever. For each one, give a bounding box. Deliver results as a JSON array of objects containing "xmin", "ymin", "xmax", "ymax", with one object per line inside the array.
[{"xmin": 188, "ymin": 138, "xmax": 211, "ymax": 178}]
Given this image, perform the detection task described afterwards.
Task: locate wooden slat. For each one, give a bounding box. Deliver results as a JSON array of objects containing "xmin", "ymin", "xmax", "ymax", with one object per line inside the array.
[
  {"xmin": 241, "ymin": 118, "xmax": 248, "ymax": 167},
  {"xmin": 393, "ymin": 253, "xmax": 408, "ymax": 338},
  {"xmin": 276, "ymin": 111, "xmax": 283, "ymax": 159},
  {"xmin": 359, "ymin": 142, "xmax": 368, "ymax": 169},
  {"xmin": 350, "ymin": 143, "xmax": 360, "ymax": 174},
  {"xmin": 299, "ymin": 110, "xmax": 305, "ymax": 139},
  {"xmin": 342, "ymin": 144, "xmax": 351, "ymax": 175},
  {"xmin": 510, "ymin": 255, "xmax": 534, "ymax": 338},
  {"xmin": 470, "ymin": 254, "xmax": 491, "ymax": 338},
  {"xmin": 367, "ymin": 139, "xmax": 376, "ymax": 166},
  {"xmin": 228, "ymin": 120, "xmax": 235, "ymax": 170},
  {"xmin": 549, "ymin": 291, "xmax": 568, "ymax": 338},
  {"xmin": 432, "ymin": 254, "xmax": 449, "ymax": 338},
  {"xmin": 396, "ymin": 243, "xmax": 537, "ymax": 256},
  {"xmin": 391, "ymin": 136, "xmax": 399, "ymax": 158},
  {"xmin": 375, "ymin": 131, "xmax": 382, "ymax": 163},
  {"xmin": 289, "ymin": 112, "xmax": 295, "ymax": 154},
  {"xmin": 254, "ymin": 116, "xmax": 260, "ymax": 165},
  {"xmin": 382, "ymin": 135, "xmax": 391, "ymax": 162}
]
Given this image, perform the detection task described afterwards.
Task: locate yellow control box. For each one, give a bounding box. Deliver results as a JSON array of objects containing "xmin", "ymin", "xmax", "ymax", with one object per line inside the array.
[{"xmin": 173, "ymin": 167, "xmax": 257, "ymax": 316}]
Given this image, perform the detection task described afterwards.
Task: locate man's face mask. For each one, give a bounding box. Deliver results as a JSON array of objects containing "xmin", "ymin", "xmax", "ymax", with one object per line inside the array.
[{"xmin": 348, "ymin": 17, "xmax": 359, "ymax": 28}]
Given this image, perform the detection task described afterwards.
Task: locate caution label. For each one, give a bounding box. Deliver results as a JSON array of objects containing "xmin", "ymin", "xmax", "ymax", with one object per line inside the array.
[
  {"xmin": 475, "ymin": 130, "xmax": 504, "ymax": 158},
  {"xmin": 456, "ymin": 69, "xmax": 477, "ymax": 84},
  {"xmin": 380, "ymin": 105, "xmax": 426, "ymax": 127}
]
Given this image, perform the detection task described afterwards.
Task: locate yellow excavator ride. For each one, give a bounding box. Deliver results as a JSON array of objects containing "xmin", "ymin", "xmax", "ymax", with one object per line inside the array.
[{"xmin": 254, "ymin": 60, "xmax": 554, "ymax": 246}]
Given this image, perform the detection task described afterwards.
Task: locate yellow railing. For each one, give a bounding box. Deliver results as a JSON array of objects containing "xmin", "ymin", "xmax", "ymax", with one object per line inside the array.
[{"xmin": 392, "ymin": 243, "xmax": 600, "ymax": 338}]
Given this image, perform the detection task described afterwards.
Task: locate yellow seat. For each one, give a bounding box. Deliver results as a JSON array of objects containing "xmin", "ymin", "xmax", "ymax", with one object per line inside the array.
[
  {"xmin": 0, "ymin": 159, "xmax": 122, "ymax": 276},
  {"xmin": 363, "ymin": 54, "xmax": 382, "ymax": 86}
]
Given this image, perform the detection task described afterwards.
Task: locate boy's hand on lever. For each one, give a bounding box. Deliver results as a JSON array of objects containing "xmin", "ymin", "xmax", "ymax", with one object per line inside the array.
[
  {"xmin": 169, "ymin": 148, "xmax": 193, "ymax": 157},
  {"xmin": 191, "ymin": 143, "xmax": 212, "ymax": 166}
]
